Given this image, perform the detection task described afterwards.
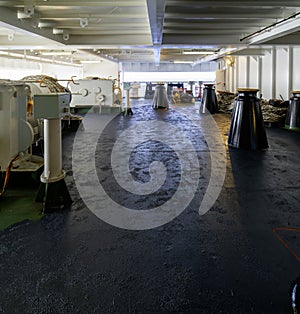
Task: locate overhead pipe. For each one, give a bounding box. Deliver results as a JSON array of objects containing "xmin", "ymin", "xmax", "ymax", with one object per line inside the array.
[{"xmin": 240, "ymin": 11, "xmax": 300, "ymax": 42}]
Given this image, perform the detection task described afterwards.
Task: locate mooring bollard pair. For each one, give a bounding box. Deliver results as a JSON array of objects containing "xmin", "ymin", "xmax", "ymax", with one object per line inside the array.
[
  {"xmin": 151, "ymin": 82, "xmax": 219, "ymax": 111},
  {"xmin": 197, "ymin": 84, "xmax": 268, "ymax": 150},
  {"xmin": 228, "ymin": 88, "xmax": 300, "ymax": 150},
  {"xmin": 151, "ymin": 82, "xmax": 298, "ymax": 150}
]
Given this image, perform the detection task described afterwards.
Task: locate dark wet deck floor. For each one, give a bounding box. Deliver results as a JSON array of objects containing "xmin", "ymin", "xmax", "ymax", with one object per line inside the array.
[{"xmin": 1, "ymin": 100, "xmax": 300, "ymax": 313}]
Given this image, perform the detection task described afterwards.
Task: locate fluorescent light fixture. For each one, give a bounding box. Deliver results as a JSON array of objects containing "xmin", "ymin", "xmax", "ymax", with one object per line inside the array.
[
  {"xmin": 173, "ymin": 60, "xmax": 193, "ymax": 64},
  {"xmin": 0, "ymin": 51, "xmax": 21, "ymax": 58},
  {"xmin": 80, "ymin": 60, "xmax": 102, "ymax": 64},
  {"xmin": 0, "ymin": 50, "xmax": 81, "ymax": 67},
  {"xmin": 17, "ymin": 10, "xmax": 31, "ymax": 19},
  {"xmin": 183, "ymin": 51, "xmax": 214, "ymax": 55},
  {"xmin": 41, "ymin": 51, "xmax": 74, "ymax": 56},
  {"xmin": 38, "ymin": 21, "xmax": 56, "ymax": 28},
  {"xmin": 53, "ymin": 28, "xmax": 64, "ymax": 35}
]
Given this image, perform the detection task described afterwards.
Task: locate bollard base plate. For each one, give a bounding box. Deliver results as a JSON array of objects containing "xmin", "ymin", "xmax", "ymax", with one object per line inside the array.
[
  {"xmin": 122, "ymin": 107, "xmax": 133, "ymax": 116},
  {"xmin": 36, "ymin": 179, "xmax": 72, "ymax": 213}
]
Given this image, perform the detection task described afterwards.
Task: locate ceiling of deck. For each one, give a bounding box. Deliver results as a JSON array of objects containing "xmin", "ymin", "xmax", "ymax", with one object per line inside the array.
[{"xmin": 0, "ymin": 0, "xmax": 300, "ymax": 65}]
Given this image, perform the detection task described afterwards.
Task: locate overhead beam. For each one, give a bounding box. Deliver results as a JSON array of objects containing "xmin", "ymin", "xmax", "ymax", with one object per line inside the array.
[
  {"xmin": 39, "ymin": 13, "xmax": 148, "ymax": 19},
  {"xmin": 164, "ymin": 25, "xmax": 264, "ymax": 31},
  {"xmin": 164, "ymin": 12, "xmax": 283, "ymax": 19},
  {"xmin": 146, "ymin": 0, "xmax": 166, "ymax": 45},
  {"xmin": 193, "ymin": 47, "xmax": 242, "ymax": 66},
  {"xmin": 52, "ymin": 22, "xmax": 149, "ymax": 29},
  {"xmin": 259, "ymin": 32, "xmax": 300, "ymax": 44},
  {"xmin": 163, "ymin": 34, "xmax": 242, "ymax": 45},
  {"xmin": 246, "ymin": 16, "xmax": 300, "ymax": 44},
  {"xmin": 62, "ymin": 34, "xmax": 153, "ymax": 46},
  {"xmin": 0, "ymin": 7, "xmax": 64, "ymax": 44},
  {"xmin": 0, "ymin": 1, "xmax": 144, "ymax": 6},
  {"xmin": 166, "ymin": 0, "xmax": 300, "ymax": 7},
  {"xmin": 163, "ymin": 29, "xmax": 257, "ymax": 35},
  {"xmin": 230, "ymin": 48, "xmax": 267, "ymax": 56},
  {"xmin": 0, "ymin": 35, "xmax": 63, "ymax": 48},
  {"xmin": 146, "ymin": 0, "xmax": 166, "ymax": 65},
  {"xmin": 46, "ymin": 21, "xmax": 150, "ymax": 30},
  {"xmin": 164, "ymin": 19, "xmax": 277, "ymax": 27},
  {"xmin": 65, "ymin": 30, "xmax": 152, "ymax": 35}
]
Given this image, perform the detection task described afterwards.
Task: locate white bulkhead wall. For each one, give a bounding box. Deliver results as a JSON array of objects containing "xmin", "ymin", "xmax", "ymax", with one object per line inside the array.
[
  {"xmin": 83, "ymin": 60, "xmax": 119, "ymax": 79},
  {"xmin": 223, "ymin": 47, "xmax": 300, "ymax": 100},
  {"xmin": 40, "ymin": 63, "xmax": 83, "ymax": 81},
  {"xmin": 261, "ymin": 51, "xmax": 272, "ymax": 99},
  {"xmin": 0, "ymin": 57, "xmax": 118, "ymax": 83},
  {"xmin": 249, "ymin": 56, "xmax": 258, "ymax": 89},
  {"xmin": 293, "ymin": 48, "xmax": 300, "ymax": 92},
  {"xmin": 237, "ymin": 56, "xmax": 247, "ymax": 89}
]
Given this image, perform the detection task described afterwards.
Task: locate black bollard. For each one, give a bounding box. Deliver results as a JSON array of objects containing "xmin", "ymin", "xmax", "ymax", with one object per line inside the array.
[
  {"xmin": 285, "ymin": 91, "xmax": 300, "ymax": 130},
  {"xmin": 152, "ymin": 83, "xmax": 169, "ymax": 109},
  {"xmin": 200, "ymin": 83, "xmax": 218, "ymax": 114},
  {"xmin": 228, "ymin": 88, "xmax": 268, "ymax": 150},
  {"xmin": 290, "ymin": 276, "xmax": 300, "ymax": 313}
]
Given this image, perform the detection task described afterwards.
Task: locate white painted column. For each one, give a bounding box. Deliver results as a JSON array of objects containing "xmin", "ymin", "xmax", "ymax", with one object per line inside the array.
[
  {"xmin": 231, "ymin": 62, "xmax": 235, "ymax": 93},
  {"xmin": 225, "ymin": 63, "xmax": 230, "ymax": 92},
  {"xmin": 271, "ymin": 48, "xmax": 276, "ymax": 99},
  {"xmin": 126, "ymin": 88, "xmax": 131, "ymax": 108},
  {"xmin": 41, "ymin": 118, "xmax": 65, "ymax": 183},
  {"xmin": 258, "ymin": 56, "xmax": 262, "ymax": 96},
  {"xmin": 235, "ymin": 57, "xmax": 239, "ymax": 91},
  {"xmin": 288, "ymin": 47, "xmax": 293, "ymax": 97},
  {"xmin": 246, "ymin": 56, "xmax": 250, "ymax": 88}
]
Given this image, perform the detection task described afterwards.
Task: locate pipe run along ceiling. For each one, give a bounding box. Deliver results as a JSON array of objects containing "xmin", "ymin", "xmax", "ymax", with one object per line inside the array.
[{"xmin": 0, "ymin": 0, "xmax": 300, "ymax": 65}]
